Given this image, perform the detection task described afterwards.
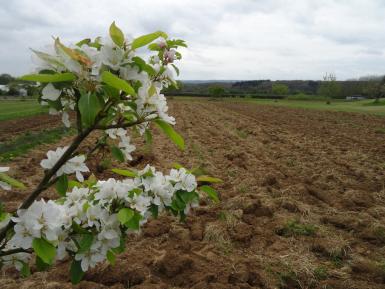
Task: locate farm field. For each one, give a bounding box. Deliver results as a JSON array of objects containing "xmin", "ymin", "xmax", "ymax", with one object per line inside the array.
[
  {"xmin": 0, "ymin": 100, "xmax": 47, "ymax": 121},
  {"xmin": 2, "ymin": 99, "xmax": 385, "ymax": 288},
  {"xmin": 181, "ymin": 97, "xmax": 385, "ymax": 116}
]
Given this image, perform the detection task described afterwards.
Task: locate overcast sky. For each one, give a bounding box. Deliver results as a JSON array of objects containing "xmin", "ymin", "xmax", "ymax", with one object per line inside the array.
[{"xmin": 1, "ymin": 0, "xmax": 385, "ymax": 80}]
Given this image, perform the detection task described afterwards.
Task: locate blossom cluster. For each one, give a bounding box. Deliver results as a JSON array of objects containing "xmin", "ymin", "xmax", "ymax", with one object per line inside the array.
[
  {"xmin": 32, "ymin": 24, "xmax": 183, "ymax": 131},
  {"xmin": 1, "ymin": 166, "xmax": 198, "ymax": 272},
  {"xmin": 40, "ymin": 147, "xmax": 89, "ymax": 182}
]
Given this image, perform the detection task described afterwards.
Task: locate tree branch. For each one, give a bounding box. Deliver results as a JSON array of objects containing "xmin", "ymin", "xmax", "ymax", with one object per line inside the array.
[{"xmin": 0, "ymin": 248, "xmax": 32, "ymax": 257}]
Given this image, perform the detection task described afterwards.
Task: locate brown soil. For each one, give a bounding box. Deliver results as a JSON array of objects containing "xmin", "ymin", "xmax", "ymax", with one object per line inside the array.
[
  {"xmin": 2, "ymin": 100, "xmax": 385, "ymax": 289},
  {"xmin": 0, "ymin": 114, "xmax": 62, "ymax": 142}
]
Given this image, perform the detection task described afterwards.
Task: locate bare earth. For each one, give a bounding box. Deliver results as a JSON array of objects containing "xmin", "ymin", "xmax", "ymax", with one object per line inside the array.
[{"xmin": 2, "ymin": 100, "xmax": 385, "ymax": 289}]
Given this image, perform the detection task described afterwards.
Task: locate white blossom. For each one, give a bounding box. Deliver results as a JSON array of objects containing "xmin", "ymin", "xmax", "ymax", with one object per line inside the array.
[{"xmin": 42, "ymin": 83, "xmax": 61, "ymax": 101}]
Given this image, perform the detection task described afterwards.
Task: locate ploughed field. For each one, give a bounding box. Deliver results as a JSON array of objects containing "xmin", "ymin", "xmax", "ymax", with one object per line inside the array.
[{"xmin": 2, "ymin": 99, "xmax": 385, "ymax": 289}]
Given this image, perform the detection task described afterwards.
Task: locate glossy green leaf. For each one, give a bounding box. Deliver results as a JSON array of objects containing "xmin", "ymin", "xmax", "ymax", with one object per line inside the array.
[
  {"xmin": 111, "ymin": 168, "xmax": 137, "ymax": 177},
  {"xmin": 20, "ymin": 72, "xmax": 76, "ymax": 83},
  {"xmin": 132, "ymin": 31, "xmax": 168, "ymax": 50},
  {"xmin": 55, "ymin": 174, "xmax": 68, "ymax": 197},
  {"xmin": 76, "ymin": 38, "xmax": 91, "ymax": 47},
  {"xmin": 124, "ymin": 212, "xmax": 142, "ymax": 230},
  {"xmin": 77, "ymin": 234, "xmax": 94, "ymax": 254},
  {"xmin": 111, "ymin": 146, "xmax": 125, "ymax": 162},
  {"xmin": 36, "ymin": 256, "xmax": 50, "ymax": 271},
  {"xmin": 117, "ymin": 208, "xmax": 134, "ymax": 225},
  {"xmin": 78, "ymin": 92, "xmax": 102, "ymax": 127},
  {"xmin": 0, "ymin": 173, "xmax": 25, "ymax": 189},
  {"xmin": 32, "ymin": 238, "xmax": 56, "ymax": 265},
  {"xmin": 200, "ymin": 185, "xmax": 219, "ymax": 203},
  {"xmin": 109, "ymin": 21, "xmax": 125, "ymax": 47},
  {"xmin": 20, "ymin": 261, "xmax": 31, "ymax": 277},
  {"xmin": 107, "ymin": 250, "xmax": 116, "ymax": 265},
  {"xmin": 154, "ymin": 119, "xmax": 184, "ymax": 150},
  {"xmin": 70, "ymin": 260, "xmax": 85, "ymax": 284},
  {"xmin": 196, "ymin": 175, "xmax": 223, "ymax": 183},
  {"xmin": 101, "ymin": 71, "xmax": 136, "ymax": 96}
]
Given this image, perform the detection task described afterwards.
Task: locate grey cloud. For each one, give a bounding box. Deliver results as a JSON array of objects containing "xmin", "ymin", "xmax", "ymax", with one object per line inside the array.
[{"xmin": 0, "ymin": 0, "xmax": 385, "ymax": 80}]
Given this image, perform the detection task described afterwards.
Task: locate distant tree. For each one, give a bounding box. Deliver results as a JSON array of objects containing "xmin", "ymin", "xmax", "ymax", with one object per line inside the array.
[
  {"xmin": 363, "ymin": 77, "xmax": 385, "ymax": 102},
  {"xmin": 0, "ymin": 73, "xmax": 14, "ymax": 85},
  {"xmin": 272, "ymin": 83, "xmax": 289, "ymax": 95},
  {"xmin": 317, "ymin": 73, "xmax": 341, "ymax": 99},
  {"xmin": 208, "ymin": 86, "xmax": 225, "ymax": 97}
]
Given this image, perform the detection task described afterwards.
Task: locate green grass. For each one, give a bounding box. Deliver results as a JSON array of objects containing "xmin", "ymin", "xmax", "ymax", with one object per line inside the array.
[
  {"xmin": 276, "ymin": 220, "xmax": 317, "ymax": 237},
  {"xmin": 0, "ymin": 100, "xmax": 47, "ymax": 121},
  {"xmin": 174, "ymin": 96, "xmax": 385, "ymax": 116},
  {"xmin": 0, "ymin": 127, "xmax": 74, "ymax": 161}
]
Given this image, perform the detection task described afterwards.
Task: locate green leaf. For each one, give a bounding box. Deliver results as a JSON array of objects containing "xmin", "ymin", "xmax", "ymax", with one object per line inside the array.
[
  {"xmin": 149, "ymin": 204, "xmax": 158, "ymax": 218},
  {"xmin": 144, "ymin": 129, "xmax": 152, "ymax": 144},
  {"xmin": 200, "ymin": 185, "xmax": 219, "ymax": 203},
  {"xmin": 70, "ymin": 260, "xmax": 85, "ymax": 284},
  {"xmin": 154, "ymin": 119, "xmax": 184, "ymax": 150},
  {"xmin": 131, "ymin": 31, "xmax": 168, "ymax": 50},
  {"xmin": 68, "ymin": 180, "xmax": 82, "ymax": 189},
  {"xmin": 32, "ymin": 238, "xmax": 56, "ymax": 265},
  {"xmin": 109, "ymin": 21, "xmax": 125, "ymax": 47},
  {"xmin": 36, "ymin": 256, "xmax": 50, "ymax": 271},
  {"xmin": 111, "ymin": 236, "xmax": 126, "ymax": 254},
  {"xmin": 172, "ymin": 163, "xmax": 184, "ymax": 169},
  {"xmin": 55, "ymin": 174, "xmax": 68, "ymax": 197},
  {"xmin": 132, "ymin": 56, "xmax": 156, "ymax": 75},
  {"xmin": 171, "ymin": 64, "xmax": 179, "ymax": 76},
  {"xmin": 0, "ymin": 173, "xmax": 25, "ymax": 189},
  {"xmin": 148, "ymin": 43, "xmax": 161, "ymax": 51},
  {"xmin": 107, "ymin": 250, "xmax": 116, "ymax": 265},
  {"xmin": 125, "ymin": 212, "xmax": 142, "ymax": 230},
  {"xmin": 20, "ymin": 72, "xmax": 76, "ymax": 83},
  {"xmin": 101, "ymin": 71, "xmax": 136, "ymax": 96},
  {"xmin": 179, "ymin": 190, "xmax": 198, "ymax": 204},
  {"xmin": 76, "ymin": 38, "xmax": 91, "ymax": 47},
  {"xmin": 77, "ymin": 234, "xmax": 94, "ymax": 253},
  {"xmin": 78, "ymin": 92, "xmax": 102, "ymax": 127},
  {"xmin": 196, "ymin": 176, "xmax": 223, "ymax": 183},
  {"xmin": 111, "ymin": 146, "xmax": 125, "ymax": 162},
  {"xmin": 111, "ymin": 168, "xmax": 137, "ymax": 177},
  {"xmin": 20, "ymin": 261, "xmax": 31, "ymax": 277},
  {"xmin": 117, "ymin": 208, "xmax": 134, "ymax": 225}
]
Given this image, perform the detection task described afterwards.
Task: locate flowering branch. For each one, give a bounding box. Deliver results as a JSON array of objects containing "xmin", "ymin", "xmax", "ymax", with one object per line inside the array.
[{"xmin": 0, "ymin": 22, "xmax": 219, "ymax": 284}]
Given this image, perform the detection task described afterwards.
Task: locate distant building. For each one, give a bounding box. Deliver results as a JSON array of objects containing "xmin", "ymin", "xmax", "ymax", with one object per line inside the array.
[
  {"xmin": 346, "ymin": 95, "xmax": 366, "ymax": 100},
  {"xmin": 0, "ymin": 84, "xmax": 9, "ymax": 92},
  {"xmin": 19, "ymin": 88, "xmax": 27, "ymax": 97}
]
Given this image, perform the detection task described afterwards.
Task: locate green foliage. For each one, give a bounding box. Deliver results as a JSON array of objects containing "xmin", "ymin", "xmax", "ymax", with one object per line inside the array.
[
  {"xmin": 277, "ymin": 220, "xmax": 317, "ymax": 237},
  {"xmin": 70, "ymin": 260, "xmax": 85, "ymax": 284},
  {"xmin": 32, "ymin": 238, "xmax": 56, "ymax": 265},
  {"xmin": 110, "ymin": 146, "xmax": 125, "ymax": 162},
  {"xmin": 111, "ymin": 168, "xmax": 137, "ymax": 177},
  {"xmin": 0, "ymin": 172, "xmax": 25, "ymax": 189},
  {"xmin": 76, "ymin": 234, "xmax": 94, "ymax": 253},
  {"xmin": 154, "ymin": 119, "xmax": 185, "ymax": 150},
  {"xmin": 55, "ymin": 174, "xmax": 68, "ymax": 196},
  {"xmin": 199, "ymin": 185, "xmax": 219, "ymax": 202},
  {"xmin": 101, "ymin": 71, "xmax": 136, "ymax": 96},
  {"xmin": 78, "ymin": 92, "xmax": 102, "ymax": 127},
  {"xmin": 20, "ymin": 72, "xmax": 76, "ymax": 83},
  {"xmin": 117, "ymin": 208, "xmax": 135, "ymax": 225},
  {"xmin": 131, "ymin": 31, "xmax": 168, "ymax": 50},
  {"xmin": 208, "ymin": 86, "xmax": 225, "ymax": 97},
  {"xmin": 109, "ymin": 21, "xmax": 125, "ymax": 47},
  {"xmin": 272, "ymin": 83, "xmax": 289, "ymax": 95}
]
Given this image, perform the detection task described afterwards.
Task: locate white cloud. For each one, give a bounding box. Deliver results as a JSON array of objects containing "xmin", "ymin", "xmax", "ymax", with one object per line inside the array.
[{"xmin": 0, "ymin": 0, "xmax": 384, "ymax": 80}]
